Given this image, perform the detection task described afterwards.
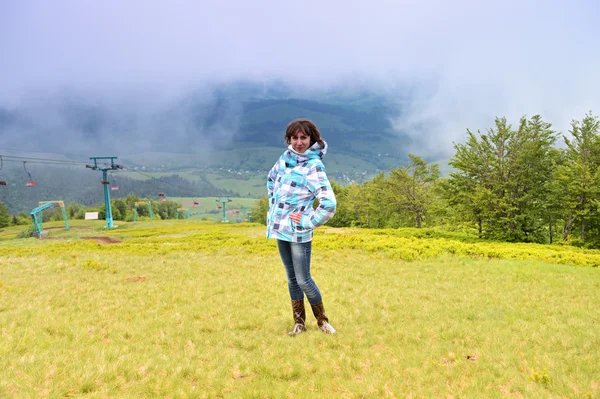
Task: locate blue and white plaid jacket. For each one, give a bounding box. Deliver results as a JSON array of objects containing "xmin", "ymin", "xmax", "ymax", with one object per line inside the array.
[{"xmin": 266, "ymin": 141, "xmax": 337, "ymax": 243}]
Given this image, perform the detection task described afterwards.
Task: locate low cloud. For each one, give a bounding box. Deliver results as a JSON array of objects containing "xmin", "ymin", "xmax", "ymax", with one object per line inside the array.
[{"xmin": 1, "ymin": 0, "xmax": 598, "ymax": 159}]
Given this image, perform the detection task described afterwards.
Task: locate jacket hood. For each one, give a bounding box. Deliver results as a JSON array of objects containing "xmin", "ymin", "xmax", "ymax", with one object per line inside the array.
[{"xmin": 284, "ymin": 141, "xmax": 328, "ymax": 167}]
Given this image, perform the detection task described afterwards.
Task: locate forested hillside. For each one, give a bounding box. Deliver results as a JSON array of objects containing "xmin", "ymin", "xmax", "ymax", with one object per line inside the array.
[
  {"xmin": 0, "ymin": 164, "xmax": 232, "ymax": 214},
  {"xmin": 0, "ymin": 82, "xmax": 412, "ymax": 171}
]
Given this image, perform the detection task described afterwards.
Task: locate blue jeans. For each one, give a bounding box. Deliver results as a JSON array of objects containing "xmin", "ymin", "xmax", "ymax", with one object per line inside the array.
[{"xmin": 277, "ymin": 240, "xmax": 323, "ymax": 305}]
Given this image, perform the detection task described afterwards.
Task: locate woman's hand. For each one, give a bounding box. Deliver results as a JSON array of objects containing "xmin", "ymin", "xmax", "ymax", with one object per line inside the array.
[{"xmin": 290, "ymin": 212, "xmax": 302, "ymax": 223}]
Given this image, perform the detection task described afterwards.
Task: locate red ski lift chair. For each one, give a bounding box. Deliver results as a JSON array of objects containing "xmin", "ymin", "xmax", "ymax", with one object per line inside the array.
[{"xmin": 23, "ymin": 162, "xmax": 36, "ymax": 187}]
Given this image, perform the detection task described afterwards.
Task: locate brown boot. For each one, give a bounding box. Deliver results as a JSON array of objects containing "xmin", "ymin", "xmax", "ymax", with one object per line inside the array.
[
  {"xmin": 311, "ymin": 302, "xmax": 336, "ymax": 334},
  {"xmin": 288, "ymin": 299, "xmax": 307, "ymax": 336}
]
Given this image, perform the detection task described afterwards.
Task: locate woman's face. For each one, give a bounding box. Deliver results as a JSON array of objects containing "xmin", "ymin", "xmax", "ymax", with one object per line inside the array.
[{"xmin": 290, "ymin": 130, "xmax": 311, "ymax": 153}]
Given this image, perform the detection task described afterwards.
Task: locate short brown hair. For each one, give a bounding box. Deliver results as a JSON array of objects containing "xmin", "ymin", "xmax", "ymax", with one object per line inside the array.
[{"xmin": 284, "ymin": 119, "xmax": 325, "ymax": 148}]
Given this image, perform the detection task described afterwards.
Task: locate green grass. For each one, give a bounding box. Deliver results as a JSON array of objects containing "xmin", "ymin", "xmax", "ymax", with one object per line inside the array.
[
  {"xmin": 1, "ymin": 222, "xmax": 599, "ymax": 398},
  {"xmin": 203, "ymin": 173, "xmax": 266, "ymax": 198},
  {"xmin": 169, "ymin": 197, "xmax": 258, "ymax": 221}
]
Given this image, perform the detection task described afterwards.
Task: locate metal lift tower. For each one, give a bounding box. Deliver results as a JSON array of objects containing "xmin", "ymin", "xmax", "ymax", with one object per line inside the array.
[
  {"xmin": 86, "ymin": 157, "xmax": 122, "ymax": 228},
  {"xmin": 216, "ymin": 196, "xmax": 232, "ymax": 223}
]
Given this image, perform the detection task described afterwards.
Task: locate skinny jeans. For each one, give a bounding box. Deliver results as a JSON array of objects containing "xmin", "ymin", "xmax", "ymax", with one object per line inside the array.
[{"xmin": 277, "ymin": 240, "xmax": 323, "ymax": 305}]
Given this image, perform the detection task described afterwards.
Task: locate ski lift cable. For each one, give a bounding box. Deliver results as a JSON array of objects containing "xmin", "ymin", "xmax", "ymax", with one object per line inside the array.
[
  {"xmin": 0, "ymin": 147, "xmax": 86, "ymax": 158},
  {"xmin": 3, "ymin": 159, "xmax": 88, "ymax": 166},
  {"xmin": 0, "ymin": 154, "xmax": 89, "ymax": 166}
]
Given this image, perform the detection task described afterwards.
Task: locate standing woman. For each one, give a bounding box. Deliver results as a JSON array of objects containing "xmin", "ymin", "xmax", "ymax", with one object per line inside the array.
[{"xmin": 266, "ymin": 118, "xmax": 337, "ymax": 336}]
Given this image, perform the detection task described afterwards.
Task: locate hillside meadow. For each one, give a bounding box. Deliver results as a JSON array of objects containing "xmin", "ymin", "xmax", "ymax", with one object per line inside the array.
[{"xmin": 1, "ymin": 220, "xmax": 599, "ymax": 398}]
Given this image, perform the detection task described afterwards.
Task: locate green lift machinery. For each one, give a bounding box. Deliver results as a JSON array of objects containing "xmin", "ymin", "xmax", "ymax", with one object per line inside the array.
[{"xmin": 30, "ymin": 201, "xmax": 69, "ymax": 238}]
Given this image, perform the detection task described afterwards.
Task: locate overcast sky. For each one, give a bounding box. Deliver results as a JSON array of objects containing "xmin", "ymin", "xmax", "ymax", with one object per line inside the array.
[{"xmin": 2, "ymin": 0, "xmax": 599, "ymax": 155}]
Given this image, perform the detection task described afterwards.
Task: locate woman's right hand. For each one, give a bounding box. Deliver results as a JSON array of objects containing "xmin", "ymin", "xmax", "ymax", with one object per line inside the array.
[{"xmin": 290, "ymin": 212, "xmax": 302, "ymax": 223}]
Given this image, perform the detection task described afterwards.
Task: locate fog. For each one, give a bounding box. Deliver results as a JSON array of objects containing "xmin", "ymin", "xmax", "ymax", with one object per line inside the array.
[{"xmin": 1, "ymin": 0, "xmax": 599, "ymax": 158}]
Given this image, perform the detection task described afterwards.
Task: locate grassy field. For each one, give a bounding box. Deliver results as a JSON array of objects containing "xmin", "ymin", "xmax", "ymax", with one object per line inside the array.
[
  {"xmin": 169, "ymin": 197, "xmax": 259, "ymax": 222},
  {"xmin": 1, "ymin": 221, "xmax": 599, "ymax": 398}
]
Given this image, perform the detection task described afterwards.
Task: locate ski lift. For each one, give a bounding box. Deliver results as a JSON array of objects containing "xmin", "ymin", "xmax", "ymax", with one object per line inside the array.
[
  {"xmin": 0, "ymin": 156, "xmax": 5, "ymax": 186},
  {"xmin": 110, "ymin": 175, "xmax": 119, "ymax": 191},
  {"xmin": 23, "ymin": 162, "xmax": 36, "ymax": 187}
]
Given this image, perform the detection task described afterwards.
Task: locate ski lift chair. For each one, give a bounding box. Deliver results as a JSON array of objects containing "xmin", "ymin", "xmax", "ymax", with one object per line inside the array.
[
  {"xmin": 0, "ymin": 157, "xmax": 5, "ymax": 185},
  {"xmin": 23, "ymin": 162, "xmax": 36, "ymax": 187},
  {"xmin": 110, "ymin": 175, "xmax": 119, "ymax": 191}
]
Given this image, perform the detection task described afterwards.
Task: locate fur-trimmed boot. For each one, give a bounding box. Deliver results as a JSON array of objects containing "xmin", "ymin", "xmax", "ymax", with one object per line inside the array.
[
  {"xmin": 311, "ymin": 302, "xmax": 336, "ymax": 334},
  {"xmin": 288, "ymin": 299, "xmax": 307, "ymax": 336}
]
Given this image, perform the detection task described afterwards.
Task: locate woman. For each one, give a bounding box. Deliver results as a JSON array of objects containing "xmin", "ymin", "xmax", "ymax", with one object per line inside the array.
[{"xmin": 266, "ymin": 118, "xmax": 337, "ymax": 336}]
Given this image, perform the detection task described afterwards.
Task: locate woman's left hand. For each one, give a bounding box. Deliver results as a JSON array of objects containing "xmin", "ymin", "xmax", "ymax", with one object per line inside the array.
[{"xmin": 290, "ymin": 212, "xmax": 302, "ymax": 223}]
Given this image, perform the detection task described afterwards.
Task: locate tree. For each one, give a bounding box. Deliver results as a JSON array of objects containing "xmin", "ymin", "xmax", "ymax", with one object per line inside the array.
[
  {"xmin": 384, "ymin": 154, "xmax": 440, "ymax": 228},
  {"xmin": 448, "ymin": 125, "xmax": 498, "ymax": 237},
  {"xmin": 554, "ymin": 112, "xmax": 600, "ymax": 242},
  {"xmin": 0, "ymin": 202, "xmax": 10, "ymax": 228},
  {"xmin": 448, "ymin": 116, "xmax": 557, "ymax": 241},
  {"xmin": 67, "ymin": 202, "xmax": 85, "ymax": 219},
  {"xmin": 345, "ymin": 176, "xmax": 381, "ymax": 228},
  {"xmin": 251, "ymin": 196, "xmax": 269, "ymax": 225},
  {"xmin": 503, "ymin": 115, "xmax": 557, "ymax": 241},
  {"xmin": 112, "ymin": 199, "xmax": 128, "ymax": 221},
  {"xmin": 328, "ymin": 181, "xmax": 352, "ymax": 227}
]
